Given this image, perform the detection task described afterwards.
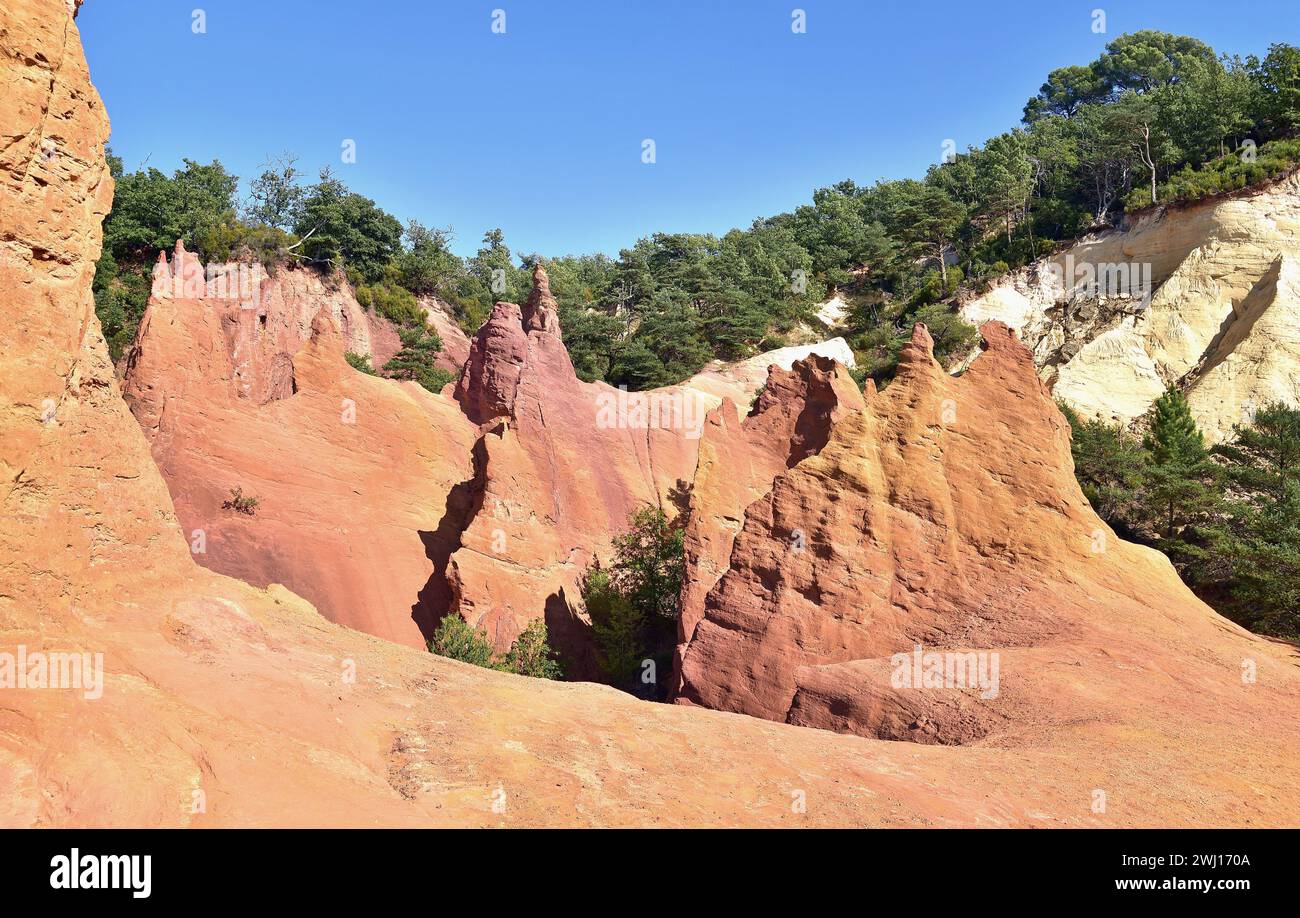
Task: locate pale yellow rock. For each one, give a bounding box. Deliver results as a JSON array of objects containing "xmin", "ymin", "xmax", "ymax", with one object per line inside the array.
[
  {"xmin": 961, "ymin": 171, "xmax": 1300, "ymax": 441},
  {"xmin": 681, "ymin": 337, "xmax": 856, "ymax": 410},
  {"xmin": 1188, "ymin": 253, "xmax": 1300, "ymax": 440}
]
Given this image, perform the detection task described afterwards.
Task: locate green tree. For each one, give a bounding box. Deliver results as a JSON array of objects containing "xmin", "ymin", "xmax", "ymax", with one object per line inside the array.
[
  {"xmin": 395, "ymin": 220, "xmax": 466, "ymax": 299},
  {"xmin": 973, "ymin": 131, "xmax": 1036, "ymax": 244},
  {"xmin": 885, "ymin": 181, "xmax": 966, "ymax": 286},
  {"xmin": 1143, "ymin": 387, "xmax": 1206, "ymax": 464},
  {"xmin": 610, "ymin": 506, "xmax": 685, "ymax": 623},
  {"xmin": 102, "ymin": 157, "xmax": 239, "ymax": 260},
  {"xmin": 1166, "ymin": 55, "xmax": 1256, "ymax": 160},
  {"xmin": 1023, "ymin": 64, "xmax": 1109, "ymax": 122},
  {"xmin": 911, "ymin": 304, "xmax": 980, "ymax": 366},
  {"xmin": 1060, "ymin": 403, "xmax": 1148, "ymax": 534},
  {"xmin": 583, "ymin": 565, "xmax": 649, "ymax": 687},
  {"xmin": 1074, "ymin": 103, "xmax": 1137, "ymax": 221},
  {"xmin": 94, "ymin": 153, "xmax": 242, "ymax": 357},
  {"xmin": 244, "ymin": 152, "xmax": 304, "ymax": 230},
  {"xmin": 500, "ymin": 619, "xmax": 564, "ymax": 679},
  {"xmin": 468, "ymin": 228, "xmax": 526, "ymax": 306},
  {"xmin": 1207, "ymin": 403, "xmax": 1300, "ymax": 638},
  {"xmin": 580, "ymin": 506, "xmax": 685, "ymax": 695},
  {"xmin": 427, "ymin": 615, "xmax": 495, "ymax": 668},
  {"xmin": 293, "ymin": 168, "xmax": 402, "ymax": 281},
  {"xmin": 616, "ymin": 294, "xmax": 713, "ymax": 387},
  {"xmin": 1216, "ymin": 402, "xmax": 1300, "ymax": 508},
  {"xmin": 383, "ymin": 325, "xmax": 455, "ymax": 393},
  {"xmin": 1106, "ymin": 91, "xmax": 1178, "ymax": 206},
  {"xmin": 1141, "ymin": 387, "xmax": 1221, "ymax": 539},
  {"xmin": 1094, "ymin": 31, "xmax": 1217, "ymax": 94},
  {"xmin": 1251, "ymin": 43, "xmax": 1300, "ymax": 139}
]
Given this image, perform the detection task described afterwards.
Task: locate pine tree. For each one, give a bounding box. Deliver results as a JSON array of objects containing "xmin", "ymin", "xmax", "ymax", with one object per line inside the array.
[
  {"xmin": 1143, "ymin": 387, "xmax": 1206, "ymax": 465},
  {"xmin": 1210, "ymin": 403, "xmax": 1300, "ymax": 638},
  {"xmin": 1141, "ymin": 387, "xmax": 1221, "ymax": 540},
  {"xmin": 1060, "ymin": 403, "xmax": 1147, "ymax": 535},
  {"xmin": 583, "ymin": 565, "xmax": 648, "ymax": 688}
]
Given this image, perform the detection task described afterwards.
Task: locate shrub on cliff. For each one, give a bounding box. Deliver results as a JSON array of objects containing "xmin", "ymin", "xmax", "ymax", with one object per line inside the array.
[
  {"xmin": 344, "ymin": 352, "xmax": 377, "ymax": 375},
  {"xmin": 581, "ymin": 506, "xmax": 684, "ymax": 696},
  {"xmin": 427, "ymin": 615, "xmax": 496, "ymax": 668},
  {"xmin": 500, "ymin": 620, "xmax": 564, "ymax": 680},
  {"xmin": 93, "ymin": 250, "xmax": 153, "ymax": 361},
  {"xmin": 195, "ymin": 220, "xmax": 296, "ymax": 271},
  {"xmin": 221, "ymin": 487, "xmax": 259, "ymax": 516},
  {"xmin": 353, "ymin": 272, "xmax": 426, "ymax": 328},
  {"xmin": 427, "ymin": 616, "xmax": 564, "ymax": 679},
  {"xmin": 382, "ymin": 325, "xmax": 455, "ymax": 393},
  {"xmin": 1125, "ymin": 139, "xmax": 1300, "ymax": 211}
]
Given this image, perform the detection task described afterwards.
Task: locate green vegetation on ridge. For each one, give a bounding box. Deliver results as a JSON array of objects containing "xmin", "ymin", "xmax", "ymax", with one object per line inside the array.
[
  {"xmin": 95, "ymin": 31, "xmax": 1300, "ymax": 392},
  {"xmin": 1066, "ymin": 394, "xmax": 1300, "ymax": 641}
]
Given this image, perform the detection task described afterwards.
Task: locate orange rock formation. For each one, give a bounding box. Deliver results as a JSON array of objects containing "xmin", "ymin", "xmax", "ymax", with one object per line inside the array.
[
  {"xmin": 2, "ymin": 0, "xmax": 1298, "ymax": 829},
  {"xmin": 121, "ymin": 242, "xmax": 477, "ymax": 647},
  {"xmin": 671, "ymin": 355, "xmax": 865, "ymax": 692},
  {"xmin": 444, "ymin": 265, "xmax": 707, "ymax": 672},
  {"xmin": 675, "ymin": 322, "xmax": 1300, "ymax": 764}
]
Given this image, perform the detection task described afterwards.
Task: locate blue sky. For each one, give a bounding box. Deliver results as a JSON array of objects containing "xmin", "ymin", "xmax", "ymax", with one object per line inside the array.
[{"xmin": 80, "ymin": 0, "xmax": 1300, "ymax": 259}]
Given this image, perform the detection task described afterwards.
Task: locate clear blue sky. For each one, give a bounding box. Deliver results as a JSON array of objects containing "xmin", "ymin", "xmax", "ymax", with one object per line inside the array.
[{"xmin": 80, "ymin": 0, "xmax": 1299, "ymax": 259}]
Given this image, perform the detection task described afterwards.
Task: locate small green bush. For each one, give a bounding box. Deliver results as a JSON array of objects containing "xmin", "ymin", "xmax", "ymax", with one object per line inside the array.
[
  {"xmin": 354, "ymin": 272, "xmax": 426, "ymax": 329},
  {"xmin": 196, "ymin": 220, "xmax": 297, "ymax": 271},
  {"xmin": 1125, "ymin": 139, "xmax": 1300, "ymax": 212},
  {"xmin": 221, "ymin": 487, "xmax": 259, "ymax": 516},
  {"xmin": 344, "ymin": 351, "xmax": 377, "ymax": 375},
  {"xmin": 382, "ymin": 324, "xmax": 454, "ymax": 392},
  {"xmin": 427, "ymin": 615, "xmax": 495, "ymax": 668},
  {"xmin": 501, "ymin": 619, "xmax": 564, "ymax": 679},
  {"xmin": 427, "ymin": 615, "xmax": 563, "ymax": 679}
]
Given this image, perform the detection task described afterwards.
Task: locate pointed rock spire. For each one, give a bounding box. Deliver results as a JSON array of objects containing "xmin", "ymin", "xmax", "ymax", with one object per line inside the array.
[{"xmin": 522, "ymin": 262, "xmax": 560, "ymax": 334}]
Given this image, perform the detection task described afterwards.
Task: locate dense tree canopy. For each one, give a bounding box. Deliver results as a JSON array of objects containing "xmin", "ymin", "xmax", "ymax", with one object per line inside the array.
[{"xmin": 292, "ymin": 168, "xmax": 403, "ymax": 282}]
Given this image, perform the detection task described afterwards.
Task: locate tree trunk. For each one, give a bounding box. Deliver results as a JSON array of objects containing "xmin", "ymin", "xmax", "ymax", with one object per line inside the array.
[{"xmin": 1145, "ymin": 126, "xmax": 1157, "ymax": 204}]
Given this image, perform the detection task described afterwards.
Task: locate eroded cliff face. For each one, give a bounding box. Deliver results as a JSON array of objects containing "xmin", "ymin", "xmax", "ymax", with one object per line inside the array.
[
  {"xmin": 445, "ymin": 265, "xmax": 707, "ymax": 672},
  {"xmin": 961, "ymin": 173, "xmax": 1300, "ymax": 442},
  {"xmin": 671, "ymin": 355, "xmax": 865, "ymax": 693},
  {"xmin": 2, "ymin": 0, "xmax": 1017, "ymax": 828},
  {"xmin": 119, "ymin": 232, "xmax": 850, "ymax": 665},
  {"xmin": 675, "ymin": 321, "xmax": 1300, "ymax": 760},
  {"xmin": 1, "ymin": 0, "xmax": 186, "ymax": 615},
  {"xmin": 121, "ymin": 246, "xmax": 478, "ymax": 647},
  {"xmin": 4, "ymin": 0, "xmax": 1300, "ymax": 829}
]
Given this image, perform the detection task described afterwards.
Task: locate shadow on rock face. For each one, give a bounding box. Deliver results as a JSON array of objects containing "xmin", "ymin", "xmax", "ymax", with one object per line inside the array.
[
  {"xmin": 412, "ymin": 438, "xmax": 489, "ymax": 642},
  {"xmin": 543, "ymin": 588, "xmax": 603, "ymax": 684}
]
